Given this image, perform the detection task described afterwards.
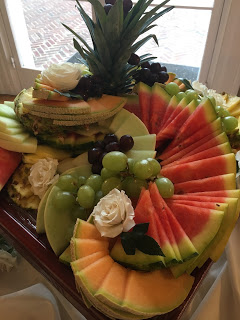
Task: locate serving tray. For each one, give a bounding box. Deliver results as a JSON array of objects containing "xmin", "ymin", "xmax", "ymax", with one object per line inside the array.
[{"xmin": 0, "ymin": 189, "xmax": 212, "ymax": 320}]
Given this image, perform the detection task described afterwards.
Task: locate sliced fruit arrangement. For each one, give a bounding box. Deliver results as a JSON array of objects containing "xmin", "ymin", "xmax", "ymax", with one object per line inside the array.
[
  {"xmin": 70, "ymin": 219, "xmax": 194, "ymax": 319},
  {"xmin": 0, "ymin": 102, "xmax": 37, "ymax": 153}
]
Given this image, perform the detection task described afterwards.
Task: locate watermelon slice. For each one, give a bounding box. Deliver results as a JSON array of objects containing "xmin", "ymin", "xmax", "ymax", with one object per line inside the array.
[
  {"xmin": 174, "ymin": 174, "xmax": 236, "ymax": 194},
  {"xmin": 168, "ymin": 98, "xmax": 217, "ymax": 148},
  {"xmin": 161, "ymin": 154, "xmax": 236, "ymax": 184},
  {"xmin": 163, "ymin": 142, "xmax": 232, "ymax": 168},
  {"xmin": 160, "ymin": 95, "xmax": 179, "ymax": 128},
  {"xmin": 160, "ymin": 97, "xmax": 188, "ymax": 130},
  {"xmin": 137, "ymin": 82, "xmax": 151, "ymax": 130},
  {"xmin": 156, "ymin": 99, "xmax": 197, "ymax": 142},
  {"xmin": 150, "ymin": 84, "xmax": 170, "ymax": 134},
  {"xmin": 0, "ymin": 147, "xmax": 21, "ymax": 191},
  {"xmin": 161, "ymin": 115, "xmax": 222, "ymax": 158},
  {"xmin": 160, "ymin": 131, "xmax": 229, "ymax": 166},
  {"xmin": 134, "ymin": 189, "xmax": 178, "ymax": 264},
  {"xmin": 149, "ymin": 183, "xmax": 198, "ymax": 262}
]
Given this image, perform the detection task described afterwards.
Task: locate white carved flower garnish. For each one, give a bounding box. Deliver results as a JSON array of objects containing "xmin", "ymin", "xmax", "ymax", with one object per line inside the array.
[
  {"xmin": 28, "ymin": 158, "xmax": 59, "ymax": 199},
  {"xmin": 39, "ymin": 62, "xmax": 89, "ymax": 91},
  {"xmin": 92, "ymin": 189, "xmax": 135, "ymax": 238},
  {"xmin": 192, "ymin": 80, "xmax": 226, "ymax": 107}
]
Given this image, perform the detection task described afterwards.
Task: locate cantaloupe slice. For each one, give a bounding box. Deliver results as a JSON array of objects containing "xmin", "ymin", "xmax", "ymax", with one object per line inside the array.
[
  {"xmin": 122, "ymin": 269, "xmax": 194, "ymax": 315},
  {"xmin": 73, "ymin": 218, "xmax": 103, "ymax": 240},
  {"xmin": 71, "ymin": 238, "xmax": 109, "ymax": 260},
  {"xmin": 71, "ymin": 251, "xmax": 108, "ymax": 273}
]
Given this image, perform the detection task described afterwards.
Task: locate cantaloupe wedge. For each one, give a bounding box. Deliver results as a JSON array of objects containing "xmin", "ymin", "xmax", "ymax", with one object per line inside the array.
[{"xmin": 71, "ymin": 239, "xmax": 109, "ymax": 261}]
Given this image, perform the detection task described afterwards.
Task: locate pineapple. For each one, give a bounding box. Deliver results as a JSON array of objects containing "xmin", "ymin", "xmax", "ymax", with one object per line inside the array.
[{"xmin": 63, "ymin": 0, "xmax": 174, "ymax": 96}]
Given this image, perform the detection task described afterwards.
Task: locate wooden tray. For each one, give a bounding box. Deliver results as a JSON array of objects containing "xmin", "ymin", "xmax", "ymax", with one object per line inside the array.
[{"xmin": 0, "ymin": 189, "xmax": 212, "ymax": 320}]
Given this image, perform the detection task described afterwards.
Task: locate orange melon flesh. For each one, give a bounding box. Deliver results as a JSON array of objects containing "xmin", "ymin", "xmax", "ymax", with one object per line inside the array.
[
  {"xmin": 123, "ymin": 269, "xmax": 194, "ymax": 315},
  {"xmin": 75, "ymin": 255, "xmax": 114, "ymax": 295},
  {"xmin": 73, "ymin": 218, "xmax": 103, "ymax": 240},
  {"xmin": 71, "ymin": 251, "xmax": 108, "ymax": 274},
  {"xmin": 95, "ymin": 262, "xmax": 128, "ymax": 310},
  {"xmin": 71, "ymin": 238, "xmax": 109, "ymax": 260}
]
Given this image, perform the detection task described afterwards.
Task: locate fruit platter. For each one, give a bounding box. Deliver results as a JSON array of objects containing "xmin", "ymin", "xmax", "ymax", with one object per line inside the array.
[{"xmin": 1, "ymin": 0, "xmax": 240, "ymax": 319}]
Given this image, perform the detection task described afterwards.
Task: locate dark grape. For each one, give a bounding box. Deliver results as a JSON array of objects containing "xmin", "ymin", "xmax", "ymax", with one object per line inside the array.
[
  {"xmin": 123, "ymin": 0, "xmax": 133, "ymax": 13},
  {"xmin": 104, "ymin": 4, "xmax": 112, "ymax": 14},
  {"xmin": 150, "ymin": 62, "xmax": 161, "ymax": 74},
  {"xmin": 88, "ymin": 147, "xmax": 103, "ymax": 164},
  {"xmin": 159, "ymin": 71, "xmax": 169, "ymax": 83},
  {"xmin": 91, "ymin": 75, "xmax": 103, "ymax": 84},
  {"xmin": 99, "ymin": 151, "xmax": 107, "ymax": 164},
  {"xmin": 141, "ymin": 61, "xmax": 151, "ymax": 69},
  {"xmin": 160, "ymin": 66, "xmax": 167, "ymax": 72},
  {"xmin": 103, "ymin": 133, "xmax": 118, "ymax": 145},
  {"xmin": 119, "ymin": 135, "xmax": 134, "ymax": 152},
  {"xmin": 105, "ymin": 0, "xmax": 116, "ymax": 5},
  {"xmin": 94, "ymin": 140, "xmax": 105, "ymax": 149},
  {"xmin": 128, "ymin": 53, "xmax": 140, "ymax": 66},
  {"xmin": 76, "ymin": 75, "xmax": 92, "ymax": 91},
  {"xmin": 139, "ymin": 68, "xmax": 151, "ymax": 81},
  {"xmin": 105, "ymin": 142, "xmax": 120, "ymax": 152},
  {"xmin": 92, "ymin": 162, "xmax": 103, "ymax": 174}
]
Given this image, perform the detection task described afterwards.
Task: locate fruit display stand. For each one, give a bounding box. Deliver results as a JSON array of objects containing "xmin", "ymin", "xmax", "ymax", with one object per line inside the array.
[{"xmin": 0, "ymin": 173, "xmax": 214, "ymax": 320}]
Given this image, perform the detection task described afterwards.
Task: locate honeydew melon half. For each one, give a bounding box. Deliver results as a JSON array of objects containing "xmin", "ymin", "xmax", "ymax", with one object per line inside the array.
[
  {"xmin": 109, "ymin": 108, "xmax": 132, "ymax": 132},
  {"xmin": 126, "ymin": 150, "xmax": 156, "ymax": 161},
  {"xmin": 115, "ymin": 112, "xmax": 149, "ymax": 138},
  {"xmin": 43, "ymin": 165, "xmax": 92, "ymax": 255},
  {"xmin": 0, "ymin": 136, "xmax": 37, "ymax": 153}
]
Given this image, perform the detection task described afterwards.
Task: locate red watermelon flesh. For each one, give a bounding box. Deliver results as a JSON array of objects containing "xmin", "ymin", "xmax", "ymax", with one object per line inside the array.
[
  {"xmin": 166, "ymin": 199, "xmax": 228, "ymax": 213},
  {"xmin": 168, "ymin": 98, "xmax": 217, "ymax": 148},
  {"xmin": 160, "ymin": 118, "xmax": 222, "ymax": 160},
  {"xmin": 150, "ymin": 84, "xmax": 170, "ymax": 134},
  {"xmin": 161, "ymin": 97, "xmax": 188, "ymax": 130},
  {"xmin": 169, "ymin": 203, "xmax": 224, "ymax": 254},
  {"xmin": 185, "ymin": 190, "xmax": 240, "ymax": 198},
  {"xmin": 149, "ymin": 183, "xmax": 198, "ymax": 262},
  {"xmin": 174, "ymin": 173, "xmax": 236, "ymax": 194},
  {"xmin": 160, "ymin": 95, "xmax": 178, "ymax": 129},
  {"xmin": 134, "ymin": 189, "xmax": 178, "ymax": 264},
  {"xmin": 161, "ymin": 154, "xmax": 236, "ymax": 184},
  {"xmin": 163, "ymin": 142, "xmax": 231, "ymax": 168},
  {"xmin": 0, "ymin": 147, "xmax": 22, "ymax": 191},
  {"xmin": 156, "ymin": 100, "xmax": 197, "ymax": 143},
  {"xmin": 160, "ymin": 130, "xmax": 227, "ymax": 166},
  {"xmin": 137, "ymin": 82, "xmax": 151, "ymax": 130}
]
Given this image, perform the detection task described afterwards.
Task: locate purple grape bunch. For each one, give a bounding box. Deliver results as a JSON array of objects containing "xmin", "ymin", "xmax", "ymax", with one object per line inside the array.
[{"xmin": 88, "ymin": 133, "xmax": 134, "ymax": 174}]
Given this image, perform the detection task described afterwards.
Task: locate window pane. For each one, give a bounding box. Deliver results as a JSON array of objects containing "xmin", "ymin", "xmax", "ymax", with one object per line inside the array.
[{"xmin": 21, "ymin": 0, "xmax": 91, "ymax": 70}]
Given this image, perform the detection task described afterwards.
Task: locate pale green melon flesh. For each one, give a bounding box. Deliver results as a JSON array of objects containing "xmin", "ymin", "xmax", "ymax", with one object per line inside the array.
[
  {"xmin": 3, "ymin": 101, "xmax": 15, "ymax": 109},
  {"xmin": 0, "ymin": 131, "xmax": 29, "ymax": 143},
  {"xmin": 59, "ymin": 245, "xmax": 71, "ymax": 266},
  {"xmin": 36, "ymin": 185, "xmax": 53, "ymax": 234},
  {"xmin": 115, "ymin": 113, "xmax": 149, "ymax": 138},
  {"xmin": 0, "ymin": 126, "xmax": 23, "ymax": 135},
  {"xmin": 126, "ymin": 150, "xmax": 156, "ymax": 161},
  {"xmin": 0, "ymin": 116, "xmax": 22, "ymax": 128},
  {"xmin": 110, "ymin": 239, "xmax": 165, "ymax": 271},
  {"xmin": 0, "ymin": 104, "xmax": 17, "ymax": 119},
  {"xmin": 132, "ymin": 134, "xmax": 156, "ymax": 151},
  {"xmin": 0, "ymin": 136, "xmax": 37, "ymax": 153},
  {"xmin": 109, "ymin": 108, "xmax": 132, "ymax": 132}
]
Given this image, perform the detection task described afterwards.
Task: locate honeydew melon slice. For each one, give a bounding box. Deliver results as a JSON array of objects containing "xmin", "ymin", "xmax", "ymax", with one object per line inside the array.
[
  {"xmin": 161, "ymin": 153, "xmax": 236, "ymax": 184},
  {"xmin": 59, "ymin": 245, "xmax": 72, "ymax": 266},
  {"xmin": 0, "ymin": 131, "xmax": 29, "ymax": 143},
  {"xmin": 122, "ymin": 269, "xmax": 194, "ymax": 315},
  {"xmin": 174, "ymin": 174, "xmax": 236, "ymax": 194},
  {"xmin": 0, "ymin": 104, "xmax": 17, "ymax": 119},
  {"xmin": 57, "ymin": 152, "xmax": 89, "ymax": 174},
  {"xmin": 3, "ymin": 101, "xmax": 15, "ymax": 109},
  {"xmin": 109, "ymin": 108, "xmax": 132, "ymax": 132},
  {"xmin": 0, "ymin": 136, "xmax": 37, "ymax": 153},
  {"xmin": 36, "ymin": 185, "xmax": 53, "ymax": 234},
  {"xmin": 131, "ymin": 134, "xmax": 156, "ymax": 151},
  {"xmin": 0, "ymin": 126, "xmax": 24, "ymax": 135},
  {"xmin": 110, "ymin": 239, "xmax": 166, "ymax": 271},
  {"xmin": 126, "ymin": 150, "xmax": 156, "ymax": 161},
  {"xmin": 0, "ymin": 116, "xmax": 22, "ymax": 128},
  {"xmin": 44, "ymin": 165, "xmax": 92, "ymax": 255},
  {"xmin": 115, "ymin": 113, "xmax": 149, "ymax": 138}
]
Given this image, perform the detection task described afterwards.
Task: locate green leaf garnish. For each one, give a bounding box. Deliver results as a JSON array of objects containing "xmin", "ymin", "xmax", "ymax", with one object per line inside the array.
[
  {"xmin": 178, "ymin": 78, "xmax": 194, "ymax": 90},
  {"xmin": 120, "ymin": 223, "xmax": 164, "ymax": 256}
]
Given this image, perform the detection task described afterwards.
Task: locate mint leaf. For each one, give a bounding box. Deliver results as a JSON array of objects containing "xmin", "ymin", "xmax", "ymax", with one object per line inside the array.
[
  {"xmin": 178, "ymin": 78, "xmax": 193, "ymax": 90},
  {"xmin": 136, "ymin": 235, "xmax": 164, "ymax": 256}
]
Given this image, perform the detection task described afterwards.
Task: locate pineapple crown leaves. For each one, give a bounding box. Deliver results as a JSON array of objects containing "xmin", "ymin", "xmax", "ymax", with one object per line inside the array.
[{"xmin": 63, "ymin": 0, "xmax": 174, "ymax": 95}]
